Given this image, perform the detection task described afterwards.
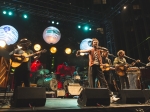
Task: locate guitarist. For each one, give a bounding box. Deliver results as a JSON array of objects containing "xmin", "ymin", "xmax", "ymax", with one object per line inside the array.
[
  {"xmin": 113, "ymin": 50, "xmax": 130, "ymax": 90},
  {"xmin": 101, "ymin": 50, "xmax": 120, "ymax": 92},
  {"xmin": 9, "ymin": 38, "xmax": 40, "ymax": 101}
]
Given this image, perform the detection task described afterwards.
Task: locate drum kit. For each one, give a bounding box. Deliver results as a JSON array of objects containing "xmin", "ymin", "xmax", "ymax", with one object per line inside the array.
[{"xmin": 34, "ymin": 68, "xmax": 89, "ymax": 91}]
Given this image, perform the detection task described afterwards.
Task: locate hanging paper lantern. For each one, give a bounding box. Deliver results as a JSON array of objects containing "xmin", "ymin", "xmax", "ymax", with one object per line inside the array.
[
  {"xmin": 80, "ymin": 38, "xmax": 93, "ymax": 50},
  {"xmin": 43, "ymin": 26, "xmax": 61, "ymax": 44},
  {"xmin": 0, "ymin": 25, "xmax": 18, "ymax": 45}
]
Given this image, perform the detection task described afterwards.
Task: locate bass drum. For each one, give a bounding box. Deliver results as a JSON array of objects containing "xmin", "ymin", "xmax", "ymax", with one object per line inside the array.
[
  {"xmin": 63, "ymin": 79, "xmax": 74, "ymax": 91},
  {"xmin": 44, "ymin": 78, "xmax": 58, "ymax": 91}
]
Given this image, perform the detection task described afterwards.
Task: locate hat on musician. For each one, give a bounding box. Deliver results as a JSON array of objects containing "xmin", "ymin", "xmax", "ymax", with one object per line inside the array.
[{"xmin": 17, "ymin": 38, "xmax": 31, "ymax": 48}]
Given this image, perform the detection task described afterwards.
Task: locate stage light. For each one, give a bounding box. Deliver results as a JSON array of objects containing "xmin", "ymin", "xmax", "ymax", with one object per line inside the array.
[
  {"xmin": 0, "ymin": 40, "xmax": 6, "ymax": 48},
  {"xmin": 56, "ymin": 22, "xmax": 59, "ymax": 25},
  {"xmin": 34, "ymin": 44, "xmax": 41, "ymax": 51},
  {"xmin": 50, "ymin": 47, "xmax": 57, "ymax": 53},
  {"xmin": 123, "ymin": 6, "xmax": 127, "ymax": 9},
  {"xmin": 89, "ymin": 28, "xmax": 92, "ymax": 30},
  {"xmin": 23, "ymin": 14, "xmax": 28, "ymax": 19},
  {"xmin": 2, "ymin": 11, "xmax": 6, "ymax": 14},
  {"xmin": 8, "ymin": 11, "xmax": 13, "ymax": 16},
  {"xmin": 78, "ymin": 25, "xmax": 81, "ymax": 28},
  {"xmin": 52, "ymin": 21, "xmax": 54, "ymax": 24},
  {"xmin": 65, "ymin": 48, "xmax": 71, "ymax": 54},
  {"xmin": 43, "ymin": 26, "xmax": 61, "ymax": 44},
  {"xmin": 84, "ymin": 26, "xmax": 89, "ymax": 30}
]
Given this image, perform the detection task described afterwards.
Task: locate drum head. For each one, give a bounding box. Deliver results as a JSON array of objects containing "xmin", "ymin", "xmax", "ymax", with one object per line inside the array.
[
  {"xmin": 50, "ymin": 78, "xmax": 58, "ymax": 91},
  {"xmin": 37, "ymin": 78, "xmax": 44, "ymax": 87},
  {"xmin": 63, "ymin": 79, "xmax": 73, "ymax": 91}
]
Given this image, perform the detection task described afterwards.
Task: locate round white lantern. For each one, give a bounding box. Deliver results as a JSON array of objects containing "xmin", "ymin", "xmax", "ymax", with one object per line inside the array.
[
  {"xmin": 80, "ymin": 38, "xmax": 93, "ymax": 50},
  {"xmin": 0, "ymin": 25, "xmax": 19, "ymax": 45},
  {"xmin": 43, "ymin": 26, "xmax": 61, "ymax": 44}
]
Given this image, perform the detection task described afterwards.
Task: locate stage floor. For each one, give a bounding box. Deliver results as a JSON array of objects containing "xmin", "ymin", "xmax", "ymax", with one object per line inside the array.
[{"xmin": 0, "ymin": 98, "xmax": 150, "ymax": 112}]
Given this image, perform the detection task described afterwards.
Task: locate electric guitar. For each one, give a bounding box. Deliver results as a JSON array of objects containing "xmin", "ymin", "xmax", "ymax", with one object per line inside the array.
[{"xmin": 10, "ymin": 49, "xmax": 47, "ymax": 68}]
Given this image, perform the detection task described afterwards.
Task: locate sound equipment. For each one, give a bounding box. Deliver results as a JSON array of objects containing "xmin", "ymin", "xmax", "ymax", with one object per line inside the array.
[
  {"xmin": 68, "ymin": 83, "xmax": 82, "ymax": 95},
  {"xmin": 119, "ymin": 89, "xmax": 146, "ymax": 104},
  {"xmin": 140, "ymin": 68, "xmax": 150, "ymax": 89},
  {"xmin": 14, "ymin": 87, "xmax": 46, "ymax": 107},
  {"xmin": 77, "ymin": 88, "xmax": 110, "ymax": 106},
  {"xmin": 56, "ymin": 89, "xmax": 65, "ymax": 97}
]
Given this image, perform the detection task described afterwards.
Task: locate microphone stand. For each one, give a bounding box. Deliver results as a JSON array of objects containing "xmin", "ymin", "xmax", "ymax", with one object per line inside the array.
[
  {"xmin": 108, "ymin": 53, "xmax": 117, "ymax": 58},
  {"xmin": 124, "ymin": 55, "xmax": 146, "ymax": 66}
]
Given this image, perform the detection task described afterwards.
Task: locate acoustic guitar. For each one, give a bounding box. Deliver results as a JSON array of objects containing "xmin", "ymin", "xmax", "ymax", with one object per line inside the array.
[
  {"xmin": 10, "ymin": 49, "xmax": 47, "ymax": 68},
  {"xmin": 100, "ymin": 63, "xmax": 115, "ymax": 71},
  {"xmin": 115, "ymin": 60, "xmax": 140, "ymax": 76}
]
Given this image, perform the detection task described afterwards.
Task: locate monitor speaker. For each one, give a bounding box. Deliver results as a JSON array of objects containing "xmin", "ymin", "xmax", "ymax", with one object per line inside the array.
[
  {"xmin": 14, "ymin": 87, "xmax": 46, "ymax": 107},
  {"xmin": 119, "ymin": 89, "xmax": 146, "ymax": 104},
  {"xmin": 77, "ymin": 88, "xmax": 110, "ymax": 106}
]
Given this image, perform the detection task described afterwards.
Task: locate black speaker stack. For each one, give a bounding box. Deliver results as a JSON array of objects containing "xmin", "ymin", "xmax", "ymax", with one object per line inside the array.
[
  {"xmin": 13, "ymin": 87, "xmax": 46, "ymax": 107},
  {"xmin": 77, "ymin": 88, "xmax": 110, "ymax": 106},
  {"xmin": 77, "ymin": 88, "xmax": 150, "ymax": 106}
]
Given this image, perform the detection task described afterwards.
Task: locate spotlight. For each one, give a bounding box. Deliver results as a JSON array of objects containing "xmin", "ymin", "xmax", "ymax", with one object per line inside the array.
[
  {"xmin": 23, "ymin": 14, "xmax": 28, "ymax": 19},
  {"xmin": 78, "ymin": 25, "xmax": 81, "ymax": 28},
  {"xmin": 52, "ymin": 21, "xmax": 55, "ymax": 24},
  {"xmin": 65, "ymin": 48, "xmax": 71, "ymax": 54},
  {"xmin": 3, "ymin": 11, "xmax": 7, "ymax": 14},
  {"xmin": 50, "ymin": 47, "xmax": 57, "ymax": 53},
  {"xmin": 8, "ymin": 11, "xmax": 13, "ymax": 16},
  {"xmin": 0, "ymin": 40, "xmax": 6, "ymax": 48}
]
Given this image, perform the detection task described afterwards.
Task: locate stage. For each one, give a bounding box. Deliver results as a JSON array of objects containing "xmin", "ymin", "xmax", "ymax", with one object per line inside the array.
[{"xmin": 0, "ymin": 95, "xmax": 150, "ymax": 112}]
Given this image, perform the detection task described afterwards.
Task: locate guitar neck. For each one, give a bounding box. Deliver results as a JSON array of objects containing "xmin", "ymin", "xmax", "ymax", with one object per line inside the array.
[{"xmin": 25, "ymin": 53, "xmax": 37, "ymax": 58}]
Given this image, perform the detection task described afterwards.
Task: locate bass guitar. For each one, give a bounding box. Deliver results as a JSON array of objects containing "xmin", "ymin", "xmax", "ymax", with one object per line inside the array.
[{"xmin": 10, "ymin": 49, "xmax": 47, "ymax": 68}]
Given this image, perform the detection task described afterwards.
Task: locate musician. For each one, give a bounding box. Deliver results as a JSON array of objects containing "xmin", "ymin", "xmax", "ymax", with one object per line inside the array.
[
  {"xmin": 76, "ymin": 38, "xmax": 120, "ymax": 102},
  {"xmin": 146, "ymin": 56, "xmax": 150, "ymax": 66},
  {"xmin": 101, "ymin": 50, "xmax": 117, "ymax": 91},
  {"xmin": 9, "ymin": 38, "xmax": 40, "ymax": 91},
  {"xmin": 113, "ymin": 50, "xmax": 130, "ymax": 90}
]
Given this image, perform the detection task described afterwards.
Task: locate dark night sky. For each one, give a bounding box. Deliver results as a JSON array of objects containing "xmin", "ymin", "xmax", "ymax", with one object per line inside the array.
[{"xmin": 1, "ymin": 0, "xmax": 150, "ymax": 71}]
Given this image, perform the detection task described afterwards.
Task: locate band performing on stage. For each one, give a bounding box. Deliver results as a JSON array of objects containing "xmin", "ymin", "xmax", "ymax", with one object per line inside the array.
[{"xmin": 0, "ymin": 37, "xmax": 150, "ymax": 107}]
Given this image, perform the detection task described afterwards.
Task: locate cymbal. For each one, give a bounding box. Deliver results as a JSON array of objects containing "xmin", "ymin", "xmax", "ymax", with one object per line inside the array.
[{"xmin": 37, "ymin": 69, "xmax": 49, "ymax": 75}]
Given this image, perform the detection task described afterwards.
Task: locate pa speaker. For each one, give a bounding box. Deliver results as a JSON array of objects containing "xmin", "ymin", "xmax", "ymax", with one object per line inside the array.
[
  {"xmin": 119, "ymin": 89, "xmax": 146, "ymax": 104},
  {"xmin": 14, "ymin": 87, "xmax": 46, "ymax": 107},
  {"xmin": 77, "ymin": 88, "xmax": 110, "ymax": 106}
]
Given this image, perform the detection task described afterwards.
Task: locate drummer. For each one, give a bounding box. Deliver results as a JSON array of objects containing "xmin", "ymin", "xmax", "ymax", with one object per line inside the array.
[{"xmin": 35, "ymin": 65, "xmax": 50, "ymax": 85}]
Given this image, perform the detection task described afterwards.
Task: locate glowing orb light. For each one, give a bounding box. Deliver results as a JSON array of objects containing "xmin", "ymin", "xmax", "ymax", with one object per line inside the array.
[
  {"xmin": 34, "ymin": 44, "xmax": 41, "ymax": 51},
  {"xmin": 80, "ymin": 38, "xmax": 93, "ymax": 50},
  {"xmin": 43, "ymin": 26, "xmax": 61, "ymax": 44},
  {"xmin": 50, "ymin": 47, "xmax": 57, "ymax": 53},
  {"xmin": 0, "ymin": 25, "xmax": 18, "ymax": 45},
  {"xmin": 0, "ymin": 40, "xmax": 6, "ymax": 48},
  {"xmin": 65, "ymin": 48, "xmax": 71, "ymax": 54}
]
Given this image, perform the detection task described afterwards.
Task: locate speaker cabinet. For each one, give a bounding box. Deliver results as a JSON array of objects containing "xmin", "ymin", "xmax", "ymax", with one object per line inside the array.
[
  {"xmin": 119, "ymin": 89, "xmax": 146, "ymax": 104},
  {"xmin": 14, "ymin": 87, "xmax": 46, "ymax": 107},
  {"xmin": 77, "ymin": 88, "xmax": 110, "ymax": 106}
]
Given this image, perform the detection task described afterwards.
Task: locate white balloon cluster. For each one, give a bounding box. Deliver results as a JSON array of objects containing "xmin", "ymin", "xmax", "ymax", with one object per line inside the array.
[{"xmin": 0, "ymin": 25, "xmax": 19, "ymax": 45}]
